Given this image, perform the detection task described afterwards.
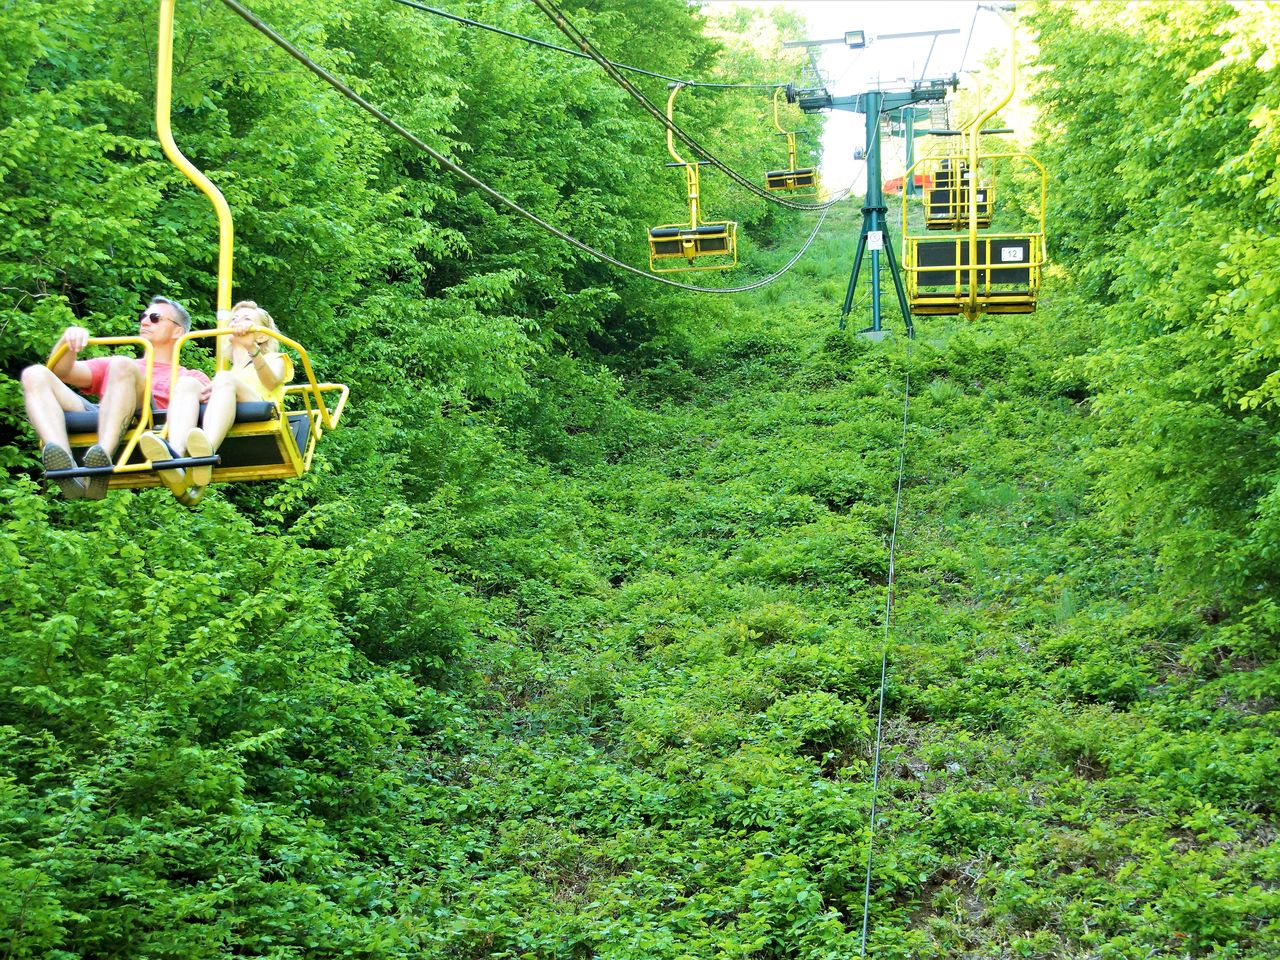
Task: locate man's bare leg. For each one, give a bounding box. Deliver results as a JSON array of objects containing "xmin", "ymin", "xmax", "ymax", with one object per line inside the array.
[
  {"xmin": 83, "ymin": 357, "xmax": 146, "ymax": 499},
  {"xmin": 21, "ymin": 365, "xmax": 90, "ymax": 499},
  {"xmin": 21, "ymin": 365, "xmax": 87, "ymax": 452},
  {"xmin": 94, "ymin": 356, "xmax": 147, "ymax": 456}
]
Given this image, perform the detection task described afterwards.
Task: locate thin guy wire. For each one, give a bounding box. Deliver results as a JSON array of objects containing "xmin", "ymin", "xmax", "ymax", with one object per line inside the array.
[
  {"xmin": 387, "ymin": 0, "xmax": 780, "ymax": 90},
  {"xmin": 958, "ymin": 3, "xmax": 980, "ymax": 75},
  {"xmin": 216, "ymin": 0, "xmax": 831, "ymax": 294},
  {"xmin": 531, "ymin": 0, "xmax": 856, "ymax": 212},
  {"xmin": 857, "ymin": 336, "xmax": 912, "ymax": 959},
  {"xmin": 919, "ymin": 33, "xmax": 939, "ymax": 82}
]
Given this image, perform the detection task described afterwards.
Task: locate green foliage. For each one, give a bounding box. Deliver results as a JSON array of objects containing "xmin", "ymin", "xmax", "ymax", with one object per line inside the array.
[
  {"xmin": 3, "ymin": 1, "xmax": 1279, "ymax": 958},
  {"xmin": 1030, "ymin": 0, "xmax": 1280, "ymax": 605}
]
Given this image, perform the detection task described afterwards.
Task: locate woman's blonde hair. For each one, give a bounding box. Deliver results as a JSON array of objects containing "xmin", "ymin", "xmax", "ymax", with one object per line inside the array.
[{"xmin": 229, "ymin": 299, "xmax": 281, "ymax": 354}]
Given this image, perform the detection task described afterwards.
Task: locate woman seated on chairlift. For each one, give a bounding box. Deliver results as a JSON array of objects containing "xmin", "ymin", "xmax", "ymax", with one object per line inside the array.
[{"xmin": 140, "ymin": 300, "xmax": 293, "ymax": 506}]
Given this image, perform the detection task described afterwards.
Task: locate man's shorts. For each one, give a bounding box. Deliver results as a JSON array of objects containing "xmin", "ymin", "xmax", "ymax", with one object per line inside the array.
[{"xmin": 80, "ymin": 397, "xmax": 99, "ymax": 414}]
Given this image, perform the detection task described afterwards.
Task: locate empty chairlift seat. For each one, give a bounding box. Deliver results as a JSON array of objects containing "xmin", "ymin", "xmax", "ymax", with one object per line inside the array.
[
  {"xmin": 925, "ymin": 162, "xmax": 993, "ymax": 230},
  {"xmin": 764, "ymin": 90, "xmax": 819, "ymax": 196},
  {"xmin": 650, "ymin": 85, "xmax": 742, "ymax": 274},
  {"xmin": 907, "ymin": 236, "xmax": 1041, "ymax": 316},
  {"xmin": 648, "ymin": 221, "xmax": 738, "ymax": 272},
  {"xmin": 765, "ymin": 168, "xmax": 817, "ymax": 192}
]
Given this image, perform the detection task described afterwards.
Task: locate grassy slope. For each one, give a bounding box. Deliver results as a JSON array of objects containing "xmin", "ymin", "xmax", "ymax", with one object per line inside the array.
[{"xmin": 403, "ymin": 203, "xmax": 1276, "ymax": 959}]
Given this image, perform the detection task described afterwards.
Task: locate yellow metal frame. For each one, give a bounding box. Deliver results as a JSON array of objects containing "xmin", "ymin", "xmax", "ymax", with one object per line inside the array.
[
  {"xmin": 899, "ymin": 8, "xmax": 1048, "ymax": 321},
  {"xmin": 923, "ymin": 156, "xmax": 993, "ymax": 230},
  {"xmin": 47, "ymin": 337, "xmax": 156, "ymax": 474},
  {"xmin": 648, "ymin": 84, "xmax": 737, "ymax": 273},
  {"xmin": 903, "ymin": 232, "xmax": 1045, "ymax": 315},
  {"xmin": 764, "ymin": 87, "xmax": 818, "ymax": 196}
]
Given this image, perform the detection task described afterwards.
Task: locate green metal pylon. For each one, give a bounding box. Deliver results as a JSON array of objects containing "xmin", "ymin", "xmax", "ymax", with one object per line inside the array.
[
  {"xmin": 887, "ymin": 106, "xmax": 933, "ymax": 196},
  {"xmin": 794, "ymin": 77, "xmax": 955, "ymax": 337}
]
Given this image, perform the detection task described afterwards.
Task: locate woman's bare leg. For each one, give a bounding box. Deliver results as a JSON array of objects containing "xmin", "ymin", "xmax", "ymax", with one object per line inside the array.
[
  {"xmin": 200, "ymin": 372, "xmax": 240, "ymax": 452},
  {"xmin": 165, "ymin": 377, "xmax": 204, "ymax": 455}
]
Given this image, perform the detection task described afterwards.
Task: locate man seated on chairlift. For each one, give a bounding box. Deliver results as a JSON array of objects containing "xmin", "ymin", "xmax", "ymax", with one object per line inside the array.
[{"xmin": 21, "ymin": 296, "xmax": 212, "ymax": 500}]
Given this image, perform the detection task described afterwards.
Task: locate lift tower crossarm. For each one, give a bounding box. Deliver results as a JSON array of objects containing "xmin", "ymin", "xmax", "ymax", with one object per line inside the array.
[{"xmin": 796, "ymin": 81, "xmax": 953, "ymax": 116}]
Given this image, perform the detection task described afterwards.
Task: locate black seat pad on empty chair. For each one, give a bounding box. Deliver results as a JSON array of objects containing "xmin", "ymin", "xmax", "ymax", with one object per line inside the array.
[
  {"xmin": 650, "ymin": 226, "xmax": 731, "ymax": 239},
  {"xmin": 915, "ymin": 238, "xmax": 1033, "ymax": 286},
  {"xmin": 64, "ymin": 400, "xmax": 277, "ymax": 435}
]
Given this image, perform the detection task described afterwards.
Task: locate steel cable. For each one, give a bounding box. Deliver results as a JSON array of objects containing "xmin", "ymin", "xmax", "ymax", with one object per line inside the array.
[
  {"xmin": 857, "ymin": 335, "xmax": 913, "ymax": 958},
  {"xmin": 530, "ymin": 0, "xmax": 857, "ymax": 212},
  {"xmin": 958, "ymin": 4, "xmax": 981, "ymax": 75},
  {"xmin": 217, "ymin": 0, "xmax": 833, "ymax": 294},
  {"xmin": 387, "ymin": 0, "xmax": 780, "ymax": 90}
]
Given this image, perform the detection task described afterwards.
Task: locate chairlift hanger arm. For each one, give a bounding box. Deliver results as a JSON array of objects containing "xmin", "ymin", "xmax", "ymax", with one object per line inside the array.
[{"xmin": 666, "ymin": 84, "xmax": 687, "ymax": 166}]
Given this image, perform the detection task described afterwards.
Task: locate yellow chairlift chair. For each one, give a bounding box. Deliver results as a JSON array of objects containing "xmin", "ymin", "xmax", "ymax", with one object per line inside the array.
[
  {"xmin": 647, "ymin": 83, "xmax": 738, "ymax": 273},
  {"xmin": 899, "ymin": 7, "xmax": 1047, "ymax": 321},
  {"xmin": 764, "ymin": 87, "xmax": 818, "ymax": 195},
  {"xmin": 50, "ymin": 332, "xmax": 347, "ymax": 492},
  {"xmin": 923, "ymin": 156, "xmax": 993, "ymax": 230},
  {"xmin": 41, "ymin": 0, "xmax": 347, "ymax": 502}
]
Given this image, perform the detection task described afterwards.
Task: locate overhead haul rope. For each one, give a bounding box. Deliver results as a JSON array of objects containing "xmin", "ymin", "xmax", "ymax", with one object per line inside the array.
[
  {"xmin": 530, "ymin": 0, "xmax": 856, "ymax": 212},
  {"xmin": 217, "ymin": 0, "xmax": 830, "ymax": 294},
  {"xmin": 387, "ymin": 0, "xmax": 779, "ymax": 90},
  {"xmin": 857, "ymin": 337, "xmax": 913, "ymax": 958}
]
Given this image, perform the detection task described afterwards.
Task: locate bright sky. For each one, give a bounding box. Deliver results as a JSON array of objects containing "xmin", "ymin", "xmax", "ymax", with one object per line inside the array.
[{"xmin": 703, "ymin": 1, "xmax": 1011, "ymax": 189}]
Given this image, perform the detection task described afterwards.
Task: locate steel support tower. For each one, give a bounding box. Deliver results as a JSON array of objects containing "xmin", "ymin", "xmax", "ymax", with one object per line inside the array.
[{"xmin": 794, "ymin": 78, "xmax": 955, "ymax": 336}]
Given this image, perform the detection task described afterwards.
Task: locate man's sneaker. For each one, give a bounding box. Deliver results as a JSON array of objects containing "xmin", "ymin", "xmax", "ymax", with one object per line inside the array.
[
  {"xmin": 41, "ymin": 443, "xmax": 84, "ymax": 500},
  {"xmin": 186, "ymin": 428, "xmax": 214, "ymax": 489},
  {"xmin": 82, "ymin": 444, "xmax": 112, "ymax": 500},
  {"xmin": 138, "ymin": 433, "xmax": 187, "ymax": 499}
]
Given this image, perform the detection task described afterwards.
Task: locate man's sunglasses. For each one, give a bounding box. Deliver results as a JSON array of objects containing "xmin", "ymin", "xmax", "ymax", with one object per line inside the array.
[{"xmin": 140, "ymin": 310, "xmax": 178, "ymax": 325}]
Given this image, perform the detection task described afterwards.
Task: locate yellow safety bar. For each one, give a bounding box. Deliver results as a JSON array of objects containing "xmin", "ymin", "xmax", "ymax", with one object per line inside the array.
[
  {"xmin": 157, "ymin": 0, "xmax": 235, "ymax": 369},
  {"xmin": 46, "ymin": 337, "xmax": 156, "ymax": 473},
  {"xmin": 174, "ymin": 327, "xmax": 350, "ymax": 434},
  {"xmin": 961, "ymin": 7, "xmax": 1019, "ymax": 317}
]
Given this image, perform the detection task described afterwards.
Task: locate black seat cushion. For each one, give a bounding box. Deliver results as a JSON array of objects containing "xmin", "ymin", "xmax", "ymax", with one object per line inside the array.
[
  {"xmin": 916, "ymin": 239, "xmax": 1032, "ymax": 286},
  {"xmin": 65, "ymin": 400, "xmax": 278, "ymax": 435},
  {"xmin": 650, "ymin": 225, "xmax": 732, "ymax": 240}
]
